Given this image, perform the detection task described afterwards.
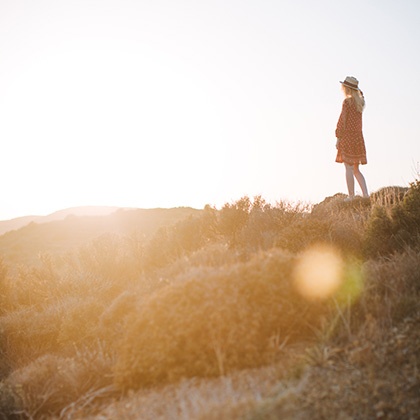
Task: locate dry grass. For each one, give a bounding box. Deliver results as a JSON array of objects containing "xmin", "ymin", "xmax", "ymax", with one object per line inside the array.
[
  {"xmin": 0, "ymin": 184, "xmax": 419, "ymax": 418},
  {"xmin": 246, "ymin": 246, "xmax": 420, "ymax": 420},
  {"xmin": 69, "ymin": 346, "xmax": 306, "ymax": 420},
  {"xmin": 5, "ymin": 348, "xmax": 116, "ymax": 419}
]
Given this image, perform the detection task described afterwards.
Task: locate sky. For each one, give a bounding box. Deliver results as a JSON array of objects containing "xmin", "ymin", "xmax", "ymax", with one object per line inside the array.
[{"xmin": 1, "ymin": 0, "xmax": 419, "ymax": 220}]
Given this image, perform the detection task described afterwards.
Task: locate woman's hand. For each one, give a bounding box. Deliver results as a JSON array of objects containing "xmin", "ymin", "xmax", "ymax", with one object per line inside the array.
[{"xmin": 335, "ymin": 138, "xmax": 341, "ymax": 149}]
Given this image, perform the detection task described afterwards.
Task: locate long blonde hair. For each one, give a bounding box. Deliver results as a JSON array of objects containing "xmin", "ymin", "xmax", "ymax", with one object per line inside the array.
[{"xmin": 343, "ymin": 85, "xmax": 365, "ymax": 112}]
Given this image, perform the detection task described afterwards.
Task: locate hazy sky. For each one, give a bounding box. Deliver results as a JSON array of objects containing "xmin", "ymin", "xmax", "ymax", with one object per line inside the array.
[{"xmin": 1, "ymin": 0, "xmax": 419, "ymax": 220}]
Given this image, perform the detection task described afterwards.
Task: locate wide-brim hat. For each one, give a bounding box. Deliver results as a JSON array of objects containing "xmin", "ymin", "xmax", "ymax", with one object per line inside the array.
[{"xmin": 340, "ymin": 76, "xmax": 360, "ymax": 91}]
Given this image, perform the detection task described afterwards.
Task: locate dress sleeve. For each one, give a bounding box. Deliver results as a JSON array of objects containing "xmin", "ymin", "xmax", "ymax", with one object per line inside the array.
[{"xmin": 335, "ymin": 99, "xmax": 348, "ymax": 138}]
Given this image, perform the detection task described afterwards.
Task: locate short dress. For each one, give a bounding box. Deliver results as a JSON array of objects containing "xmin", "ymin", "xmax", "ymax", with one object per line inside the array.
[{"xmin": 335, "ymin": 97, "xmax": 367, "ymax": 165}]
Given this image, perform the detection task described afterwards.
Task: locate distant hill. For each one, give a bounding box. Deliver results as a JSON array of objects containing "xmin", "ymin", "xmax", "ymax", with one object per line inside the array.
[
  {"xmin": 0, "ymin": 207, "xmax": 201, "ymax": 267},
  {"xmin": 0, "ymin": 206, "xmax": 123, "ymax": 236},
  {"xmin": 0, "ymin": 215, "xmax": 42, "ymax": 236}
]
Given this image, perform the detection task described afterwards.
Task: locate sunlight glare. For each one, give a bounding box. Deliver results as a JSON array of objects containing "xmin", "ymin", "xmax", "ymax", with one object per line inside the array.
[{"xmin": 293, "ymin": 244, "xmax": 343, "ymax": 300}]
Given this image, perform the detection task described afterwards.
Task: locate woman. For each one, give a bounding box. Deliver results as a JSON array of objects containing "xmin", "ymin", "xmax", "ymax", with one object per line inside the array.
[{"xmin": 335, "ymin": 76, "xmax": 369, "ymax": 200}]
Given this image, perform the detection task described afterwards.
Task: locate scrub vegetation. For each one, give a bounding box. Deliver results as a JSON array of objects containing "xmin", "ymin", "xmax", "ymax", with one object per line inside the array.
[{"xmin": 0, "ymin": 181, "xmax": 419, "ymax": 419}]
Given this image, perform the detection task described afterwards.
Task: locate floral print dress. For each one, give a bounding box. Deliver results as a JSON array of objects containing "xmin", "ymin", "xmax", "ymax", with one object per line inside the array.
[{"xmin": 335, "ymin": 97, "xmax": 367, "ymax": 165}]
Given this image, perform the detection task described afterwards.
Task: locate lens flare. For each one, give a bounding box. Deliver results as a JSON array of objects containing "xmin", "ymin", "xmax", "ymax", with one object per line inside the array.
[{"xmin": 293, "ymin": 244, "xmax": 343, "ymax": 300}]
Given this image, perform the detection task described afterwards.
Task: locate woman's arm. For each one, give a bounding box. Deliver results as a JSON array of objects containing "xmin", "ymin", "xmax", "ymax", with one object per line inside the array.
[{"xmin": 335, "ymin": 99, "xmax": 348, "ymax": 138}]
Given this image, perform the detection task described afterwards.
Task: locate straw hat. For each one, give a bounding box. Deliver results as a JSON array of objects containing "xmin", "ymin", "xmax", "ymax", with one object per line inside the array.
[{"xmin": 340, "ymin": 76, "xmax": 360, "ymax": 91}]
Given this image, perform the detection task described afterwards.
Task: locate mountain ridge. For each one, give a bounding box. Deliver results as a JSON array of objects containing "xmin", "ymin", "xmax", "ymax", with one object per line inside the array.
[{"xmin": 0, "ymin": 206, "xmax": 137, "ymax": 236}]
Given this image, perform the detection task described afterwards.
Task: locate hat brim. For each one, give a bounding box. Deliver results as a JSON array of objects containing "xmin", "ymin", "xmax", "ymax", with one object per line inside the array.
[{"xmin": 340, "ymin": 81, "xmax": 360, "ymax": 91}]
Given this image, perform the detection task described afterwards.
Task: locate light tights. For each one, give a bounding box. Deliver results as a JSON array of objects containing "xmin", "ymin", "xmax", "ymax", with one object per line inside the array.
[{"xmin": 345, "ymin": 163, "xmax": 369, "ymax": 197}]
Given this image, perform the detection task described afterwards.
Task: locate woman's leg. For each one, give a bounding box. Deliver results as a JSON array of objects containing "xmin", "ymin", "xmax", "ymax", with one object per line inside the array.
[
  {"xmin": 353, "ymin": 164, "xmax": 369, "ymax": 197},
  {"xmin": 345, "ymin": 163, "xmax": 355, "ymax": 197}
]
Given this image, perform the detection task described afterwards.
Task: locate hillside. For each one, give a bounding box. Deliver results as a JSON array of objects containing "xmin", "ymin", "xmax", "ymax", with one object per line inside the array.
[
  {"xmin": 0, "ymin": 206, "xmax": 122, "ymax": 236},
  {"xmin": 0, "ymin": 185, "xmax": 419, "ymax": 419},
  {"xmin": 0, "ymin": 207, "xmax": 201, "ymax": 267}
]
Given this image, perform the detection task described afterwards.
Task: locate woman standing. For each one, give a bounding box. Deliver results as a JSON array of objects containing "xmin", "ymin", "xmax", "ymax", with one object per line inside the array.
[{"xmin": 335, "ymin": 76, "xmax": 369, "ymax": 200}]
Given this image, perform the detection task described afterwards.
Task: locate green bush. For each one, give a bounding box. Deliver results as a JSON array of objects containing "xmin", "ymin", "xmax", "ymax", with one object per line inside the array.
[
  {"xmin": 363, "ymin": 205, "xmax": 394, "ymax": 257},
  {"xmin": 394, "ymin": 180, "xmax": 420, "ymax": 243},
  {"xmin": 364, "ymin": 180, "xmax": 420, "ymax": 257}
]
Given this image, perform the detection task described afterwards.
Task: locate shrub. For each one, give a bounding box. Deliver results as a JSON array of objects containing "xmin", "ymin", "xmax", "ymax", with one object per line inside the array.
[
  {"xmin": 57, "ymin": 297, "xmax": 106, "ymax": 352},
  {"xmin": 363, "ymin": 205, "xmax": 394, "ymax": 257},
  {"xmin": 310, "ymin": 194, "xmax": 371, "ymax": 256},
  {"xmin": 77, "ymin": 234, "xmax": 142, "ymax": 283},
  {"xmin": 0, "ymin": 305, "xmax": 63, "ymax": 369},
  {"xmin": 236, "ymin": 200, "xmax": 302, "ymax": 252},
  {"xmin": 0, "ymin": 254, "xmax": 63, "ymax": 312},
  {"xmin": 97, "ymin": 290, "xmax": 143, "ymax": 351},
  {"xmin": 217, "ymin": 196, "xmax": 252, "ymax": 246},
  {"xmin": 4, "ymin": 349, "xmax": 115, "ymax": 418},
  {"xmin": 217, "ymin": 197, "xmax": 308, "ymax": 252},
  {"xmin": 393, "ymin": 180, "xmax": 420, "ymax": 245},
  {"xmin": 276, "ymin": 218, "xmax": 332, "ymax": 253},
  {"xmin": 364, "ymin": 180, "xmax": 420, "ymax": 257},
  {"xmin": 144, "ymin": 207, "xmax": 218, "ymax": 271},
  {"xmin": 362, "ymin": 249, "xmax": 420, "ymax": 323},
  {"xmin": 0, "ymin": 382, "xmax": 22, "ymax": 419},
  {"xmin": 114, "ymin": 249, "xmax": 328, "ymax": 390},
  {"xmin": 331, "ymin": 248, "xmax": 420, "ymax": 344}
]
